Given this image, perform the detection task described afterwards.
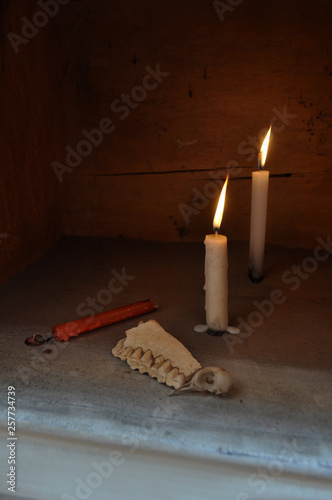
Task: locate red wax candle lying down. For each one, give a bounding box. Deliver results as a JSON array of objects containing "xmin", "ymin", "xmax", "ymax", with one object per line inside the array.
[{"xmin": 52, "ymin": 299, "xmax": 157, "ymax": 342}]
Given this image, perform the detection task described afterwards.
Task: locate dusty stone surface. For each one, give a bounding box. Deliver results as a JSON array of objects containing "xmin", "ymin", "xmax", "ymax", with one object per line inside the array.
[{"xmin": 0, "ymin": 237, "xmax": 331, "ymax": 484}]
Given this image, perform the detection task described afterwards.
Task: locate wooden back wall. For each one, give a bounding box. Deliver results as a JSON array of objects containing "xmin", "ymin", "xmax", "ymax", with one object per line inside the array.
[{"xmin": 1, "ymin": 0, "xmax": 332, "ymax": 281}]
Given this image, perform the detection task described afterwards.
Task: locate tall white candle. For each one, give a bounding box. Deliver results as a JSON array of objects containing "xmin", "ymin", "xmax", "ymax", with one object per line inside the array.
[
  {"xmin": 249, "ymin": 170, "xmax": 269, "ymax": 281},
  {"xmin": 204, "ymin": 174, "xmax": 229, "ymax": 333},
  {"xmin": 249, "ymin": 127, "xmax": 271, "ymax": 283}
]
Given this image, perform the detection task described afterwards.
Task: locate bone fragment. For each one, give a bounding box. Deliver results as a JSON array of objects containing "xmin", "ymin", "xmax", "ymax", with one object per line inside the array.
[{"xmin": 112, "ymin": 320, "xmax": 232, "ymax": 395}]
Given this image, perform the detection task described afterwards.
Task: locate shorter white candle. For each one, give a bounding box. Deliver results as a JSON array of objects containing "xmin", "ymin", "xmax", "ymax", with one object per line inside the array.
[
  {"xmin": 204, "ymin": 174, "xmax": 229, "ymax": 333},
  {"xmin": 205, "ymin": 234, "xmax": 228, "ymax": 332},
  {"xmin": 249, "ymin": 127, "xmax": 271, "ymax": 282}
]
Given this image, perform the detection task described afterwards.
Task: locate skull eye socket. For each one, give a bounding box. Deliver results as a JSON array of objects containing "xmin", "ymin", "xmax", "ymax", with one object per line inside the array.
[{"xmin": 206, "ymin": 376, "xmax": 214, "ymax": 384}]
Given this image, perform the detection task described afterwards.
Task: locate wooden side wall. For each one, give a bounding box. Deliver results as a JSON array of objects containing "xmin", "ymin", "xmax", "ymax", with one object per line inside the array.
[{"xmin": 1, "ymin": 0, "xmax": 65, "ymax": 282}]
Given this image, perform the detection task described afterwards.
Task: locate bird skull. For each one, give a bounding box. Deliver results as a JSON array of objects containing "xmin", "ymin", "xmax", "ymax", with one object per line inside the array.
[{"xmin": 179, "ymin": 366, "xmax": 232, "ymax": 395}]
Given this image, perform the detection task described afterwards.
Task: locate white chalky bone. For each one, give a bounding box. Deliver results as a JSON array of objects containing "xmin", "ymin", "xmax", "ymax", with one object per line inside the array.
[{"xmin": 112, "ymin": 320, "xmax": 232, "ymax": 396}]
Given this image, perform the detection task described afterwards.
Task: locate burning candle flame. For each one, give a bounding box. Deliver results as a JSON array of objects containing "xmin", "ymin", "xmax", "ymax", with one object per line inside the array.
[
  {"xmin": 213, "ymin": 173, "xmax": 229, "ymax": 232},
  {"xmin": 258, "ymin": 126, "xmax": 271, "ymax": 169}
]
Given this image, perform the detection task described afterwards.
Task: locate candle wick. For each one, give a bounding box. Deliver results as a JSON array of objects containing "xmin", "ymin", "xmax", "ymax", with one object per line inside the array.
[
  {"xmin": 258, "ymin": 153, "xmax": 261, "ymax": 171},
  {"xmin": 215, "ymin": 230, "xmax": 218, "ymax": 235}
]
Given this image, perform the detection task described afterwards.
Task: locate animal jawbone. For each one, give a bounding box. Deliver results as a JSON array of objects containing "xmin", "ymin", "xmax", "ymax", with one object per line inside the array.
[{"xmin": 112, "ymin": 319, "xmax": 232, "ymax": 395}]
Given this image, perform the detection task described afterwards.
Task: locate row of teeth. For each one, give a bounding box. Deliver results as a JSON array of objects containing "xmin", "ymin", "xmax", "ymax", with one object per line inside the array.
[{"xmin": 118, "ymin": 346, "xmax": 186, "ymax": 390}]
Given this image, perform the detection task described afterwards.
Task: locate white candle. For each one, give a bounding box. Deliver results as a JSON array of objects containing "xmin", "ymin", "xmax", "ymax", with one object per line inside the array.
[
  {"xmin": 204, "ymin": 174, "xmax": 229, "ymax": 333},
  {"xmin": 249, "ymin": 170, "xmax": 269, "ymax": 281},
  {"xmin": 249, "ymin": 127, "xmax": 271, "ymax": 282},
  {"xmin": 204, "ymin": 234, "xmax": 228, "ymax": 332}
]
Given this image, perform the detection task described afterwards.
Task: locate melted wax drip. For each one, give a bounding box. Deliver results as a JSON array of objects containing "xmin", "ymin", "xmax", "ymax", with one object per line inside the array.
[{"xmin": 193, "ymin": 325, "xmax": 240, "ymax": 335}]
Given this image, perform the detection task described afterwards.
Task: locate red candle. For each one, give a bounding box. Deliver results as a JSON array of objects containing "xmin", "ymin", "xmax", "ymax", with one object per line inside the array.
[{"xmin": 52, "ymin": 299, "xmax": 157, "ymax": 342}]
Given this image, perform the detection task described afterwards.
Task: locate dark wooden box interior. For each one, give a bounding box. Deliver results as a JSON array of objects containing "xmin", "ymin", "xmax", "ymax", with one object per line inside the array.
[
  {"xmin": 1, "ymin": 1, "xmax": 332, "ymax": 499},
  {"xmin": 2, "ymin": 0, "xmax": 332, "ymax": 282}
]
